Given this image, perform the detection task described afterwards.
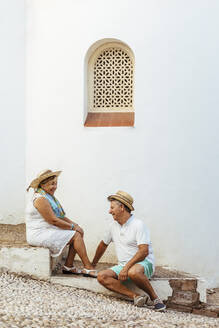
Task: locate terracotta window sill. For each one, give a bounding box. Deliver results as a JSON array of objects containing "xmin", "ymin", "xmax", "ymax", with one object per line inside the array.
[{"xmin": 84, "ymin": 112, "xmax": 134, "ymax": 127}]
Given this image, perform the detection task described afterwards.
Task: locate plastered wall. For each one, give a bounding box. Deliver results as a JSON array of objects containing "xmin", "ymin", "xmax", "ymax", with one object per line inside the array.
[
  {"xmin": 26, "ymin": 0, "xmax": 219, "ymax": 287},
  {"xmin": 0, "ymin": 0, "xmax": 25, "ymax": 224}
]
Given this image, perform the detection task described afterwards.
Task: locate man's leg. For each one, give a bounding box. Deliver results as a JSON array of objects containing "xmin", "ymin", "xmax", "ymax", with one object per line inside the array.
[
  {"xmin": 97, "ymin": 269, "xmax": 139, "ymax": 299},
  {"xmin": 128, "ymin": 264, "xmax": 158, "ymax": 300},
  {"xmin": 128, "ymin": 263, "xmax": 166, "ymax": 311}
]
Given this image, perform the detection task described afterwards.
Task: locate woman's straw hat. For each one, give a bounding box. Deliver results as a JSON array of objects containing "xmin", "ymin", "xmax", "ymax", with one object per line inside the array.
[
  {"xmin": 27, "ymin": 169, "xmax": 62, "ymax": 191},
  {"xmin": 108, "ymin": 190, "xmax": 134, "ymax": 211}
]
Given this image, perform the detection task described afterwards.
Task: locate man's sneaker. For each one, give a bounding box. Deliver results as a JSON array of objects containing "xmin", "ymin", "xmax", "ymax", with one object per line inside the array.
[
  {"xmin": 153, "ymin": 298, "xmax": 166, "ymax": 312},
  {"xmin": 133, "ymin": 295, "xmax": 147, "ymax": 307}
]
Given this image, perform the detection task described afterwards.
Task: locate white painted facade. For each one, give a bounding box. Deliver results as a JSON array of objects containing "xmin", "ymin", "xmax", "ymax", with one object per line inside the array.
[
  {"xmin": 0, "ymin": 0, "xmax": 25, "ymax": 224},
  {"xmin": 1, "ymin": 0, "xmax": 219, "ymax": 287}
]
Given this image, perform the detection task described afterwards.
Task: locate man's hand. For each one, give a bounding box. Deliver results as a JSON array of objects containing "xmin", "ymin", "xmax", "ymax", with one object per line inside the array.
[{"xmin": 118, "ymin": 267, "xmax": 129, "ymax": 281}]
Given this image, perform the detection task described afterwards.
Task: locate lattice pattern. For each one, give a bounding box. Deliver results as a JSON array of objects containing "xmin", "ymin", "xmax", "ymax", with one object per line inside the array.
[{"xmin": 93, "ymin": 47, "xmax": 133, "ymax": 111}]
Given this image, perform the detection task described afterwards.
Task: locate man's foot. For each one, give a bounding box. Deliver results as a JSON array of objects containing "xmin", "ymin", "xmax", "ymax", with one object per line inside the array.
[
  {"xmin": 153, "ymin": 298, "xmax": 166, "ymax": 312},
  {"xmin": 133, "ymin": 295, "xmax": 147, "ymax": 307}
]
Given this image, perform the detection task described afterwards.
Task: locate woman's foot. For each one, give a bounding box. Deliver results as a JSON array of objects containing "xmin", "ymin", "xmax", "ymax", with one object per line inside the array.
[
  {"xmin": 82, "ymin": 268, "xmax": 98, "ymax": 278},
  {"xmin": 62, "ymin": 265, "xmax": 82, "ymax": 275}
]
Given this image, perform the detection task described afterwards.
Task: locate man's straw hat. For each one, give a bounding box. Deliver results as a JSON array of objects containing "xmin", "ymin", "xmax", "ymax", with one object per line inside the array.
[
  {"xmin": 108, "ymin": 190, "xmax": 134, "ymax": 211},
  {"xmin": 27, "ymin": 169, "xmax": 62, "ymax": 191}
]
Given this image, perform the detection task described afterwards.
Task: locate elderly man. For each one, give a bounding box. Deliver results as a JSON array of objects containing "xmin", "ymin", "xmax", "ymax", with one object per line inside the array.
[{"xmin": 92, "ymin": 191, "xmax": 166, "ymax": 311}]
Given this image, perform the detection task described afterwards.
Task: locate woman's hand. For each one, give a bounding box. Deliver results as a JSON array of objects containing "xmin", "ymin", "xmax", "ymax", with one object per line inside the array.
[{"xmin": 61, "ymin": 217, "xmax": 84, "ymax": 236}]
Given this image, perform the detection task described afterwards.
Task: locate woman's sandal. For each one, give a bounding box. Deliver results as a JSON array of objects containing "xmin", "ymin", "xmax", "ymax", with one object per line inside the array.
[
  {"xmin": 82, "ymin": 268, "xmax": 98, "ymax": 278},
  {"xmin": 62, "ymin": 265, "xmax": 82, "ymax": 275}
]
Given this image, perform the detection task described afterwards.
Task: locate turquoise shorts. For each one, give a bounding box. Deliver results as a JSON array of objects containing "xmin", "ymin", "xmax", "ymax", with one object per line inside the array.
[{"xmin": 111, "ymin": 258, "xmax": 153, "ymax": 281}]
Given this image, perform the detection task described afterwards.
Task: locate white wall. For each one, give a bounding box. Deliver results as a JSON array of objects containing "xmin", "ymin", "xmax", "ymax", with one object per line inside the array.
[
  {"xmin": 0, "ymin": 0, "xmax": 25, "ymax": 224},
  {"xmin": 26, "ymin": 0, "xmax": 219, "ymax": 287}
]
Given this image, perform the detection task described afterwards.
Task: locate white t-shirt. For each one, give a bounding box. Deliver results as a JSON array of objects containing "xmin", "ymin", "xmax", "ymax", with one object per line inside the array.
[{"xmin": 103, "ymin": 215, "xmax": 154, "ymax": 269}]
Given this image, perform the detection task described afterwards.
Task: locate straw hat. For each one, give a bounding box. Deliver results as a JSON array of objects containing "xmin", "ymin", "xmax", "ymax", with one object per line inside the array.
[
  {"xmin": 108, "ymin": 190, "xmax": 134, "ymax": 211},
  {"xmin": 27, "ymin": 169, "xmax": 62, "ymax": 191}
]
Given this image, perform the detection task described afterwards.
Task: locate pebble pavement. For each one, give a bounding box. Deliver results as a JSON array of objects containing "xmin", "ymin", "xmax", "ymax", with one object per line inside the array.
[{"xmin": 0, "ymin": 273, "xmax": 218, "ymax": 328}]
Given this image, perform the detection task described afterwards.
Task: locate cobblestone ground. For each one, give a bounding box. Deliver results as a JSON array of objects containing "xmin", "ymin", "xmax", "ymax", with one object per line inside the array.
[{"xmin": 0, "ymin": 273, "xmax": 218, "ymax": 328}]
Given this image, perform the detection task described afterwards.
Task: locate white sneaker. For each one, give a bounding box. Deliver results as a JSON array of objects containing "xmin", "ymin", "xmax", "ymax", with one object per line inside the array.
[{"xmin": 134, "ymin": 295, "xmax": 147, "ymax": 307}]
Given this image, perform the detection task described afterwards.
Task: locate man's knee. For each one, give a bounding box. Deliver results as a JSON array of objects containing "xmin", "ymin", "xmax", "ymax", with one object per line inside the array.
[
  {"xmin": 97, "ymin": 270, "xmax": 114, "ymax": 285},
  {"xmin": 97, "ymin": 270, "xmax": 107, "ymax": 285},
  {"xmin": 128, "ymin": 265, "xmax": 143, "ymax": 280}
]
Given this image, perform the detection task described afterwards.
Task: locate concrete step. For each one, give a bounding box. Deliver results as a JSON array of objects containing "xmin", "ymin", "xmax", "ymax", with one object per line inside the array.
[
  {"xmin": 0, "ymin": 244, "xmax": 207, "ymax": 302},
  {"xmin": 0, "ymin": 245, "xmax": 51, "ymax": 280},
  {"xmin": 0, "ymin": 223, "xmax": 26, "ymax": 245},
  {"xmin": 0, "ymin": 223, "xmax": 51, "ymax": 280},
  {"xmin": 51, "ymin": 273, "xmax": 207, "ymax": 303},
  {"xmin": 0, "ymin": 224, "xmax": 207, "ymax": 302}
]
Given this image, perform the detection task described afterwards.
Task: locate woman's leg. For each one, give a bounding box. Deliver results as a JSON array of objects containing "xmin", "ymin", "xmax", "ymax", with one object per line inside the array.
[
  {"xmin": 69, "ymin": 232, "xmax": 95, "ymax": 270},
  {"xmin": 64, "ymin": 243, "xmax": 76, "ymax": 267}
]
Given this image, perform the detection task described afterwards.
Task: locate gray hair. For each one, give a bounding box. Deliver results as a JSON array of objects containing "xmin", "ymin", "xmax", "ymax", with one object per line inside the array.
[{"xmin": 114, "ymin": 200, "xmax": 131, "ymax": 213}]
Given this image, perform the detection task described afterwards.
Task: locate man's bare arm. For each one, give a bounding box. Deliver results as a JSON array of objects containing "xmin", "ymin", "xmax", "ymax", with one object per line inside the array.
[{"xmin": 92, "ymin": 241, "xmax": 108, "ymax": 267}]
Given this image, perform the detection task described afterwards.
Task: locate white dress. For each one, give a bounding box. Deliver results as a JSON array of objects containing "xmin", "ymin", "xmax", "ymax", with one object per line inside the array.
[{"xmin": 25, "ymin": 193, "xmax": 75, "ymax": 257}]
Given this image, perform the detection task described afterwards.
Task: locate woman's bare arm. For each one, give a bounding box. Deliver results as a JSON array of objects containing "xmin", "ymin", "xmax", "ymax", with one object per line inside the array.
[
  {"xmin": 34, "ymin": 197, "xmax": 72, "ymax": 230},
  {"xmin": 62, "ymin": 217, "xmax": 84, "ymax": 236},
  {"xmin": 62, "ymin": 217, "xmax": 73, "ymax": 224},
  {"xmin": 62, "ymin": 217, "xmax": 77, "ymax": 226}
]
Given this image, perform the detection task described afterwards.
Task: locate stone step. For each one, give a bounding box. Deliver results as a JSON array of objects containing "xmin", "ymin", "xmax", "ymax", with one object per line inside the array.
[
  {"xmin": 0, "ymin": 223, "xmax": 207, "ymax": 303},
  {"xmin": 0, "ymin": 223, "xmax": 26, "ymax": 245},
  {"xmin": 50, "ymin": 273, "xmax": 207, "ymax": 303},
  {"xmin": 0, "ymin": 243, "xmax": 207, "ymax": 302},
  {"xmin": 0, "ymin": 245, "xmax": 51, "ymax": 280},
  {"xmin": 0, "ymin": 245, "xmax": 207, "ymax": 303}
]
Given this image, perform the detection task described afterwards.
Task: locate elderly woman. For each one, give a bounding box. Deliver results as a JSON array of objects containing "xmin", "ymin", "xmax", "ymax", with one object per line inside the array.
[{"xmin": 26, "ymin": 169, "xmax": 97, "ymax": 277}]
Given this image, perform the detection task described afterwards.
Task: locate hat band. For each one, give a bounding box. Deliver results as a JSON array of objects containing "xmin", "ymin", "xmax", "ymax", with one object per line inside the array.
[{"xmin": 116, "ymin": 194, "xmax": 133, "ymax": 206}]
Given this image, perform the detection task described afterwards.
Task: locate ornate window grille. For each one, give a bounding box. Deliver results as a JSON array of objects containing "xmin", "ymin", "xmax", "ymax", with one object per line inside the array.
[{"xmin": 88, "ymin": 42, "xmax": 134, "ymax": 113}]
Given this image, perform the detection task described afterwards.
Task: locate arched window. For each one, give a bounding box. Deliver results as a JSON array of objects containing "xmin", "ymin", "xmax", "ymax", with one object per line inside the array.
[{"xmin": 85, "ymin": 41, "xmax": 135, "ymax": 127}]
